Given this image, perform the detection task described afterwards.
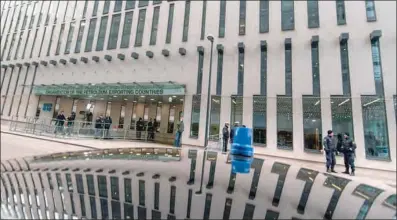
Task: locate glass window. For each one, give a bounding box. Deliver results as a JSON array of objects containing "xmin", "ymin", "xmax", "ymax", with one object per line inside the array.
[
  {"xmin": 209, "ymin": 95, "xmax": 221, "ymax": 140},
  {"xmin": 231, "ymin": 96, "xmax": 243, "ymax": 125},
  {"xmin": 6, "ymin": 33, "xmax": 16, "ymax": 61},
  {"xmin": 331, "ymin": 96, "xmax": 354, "ymax": 142},
  {"xmin": 72, "ymin": 99, "xmax": 78, "ymax": 113},
  {"xmin": 277, "ymin": 96, "xmax": 293, "ymax": 149},
  {"xmin": 119, "ymin": 105, "xmax": 126, "ymax": 128},
  {"xmin": 64, "ymin": 21, "xmax": 76, "ymax": 54},
  {"xmin": 200, "ymin": 0, "xmax": 207, "ymax": 40},
  {"xmin": 260, "ymin": 43, "xmax": 267, "ymax": 95},
  {"xmin": 55, "ymin": 24, "xmax": 65, "ymax": 55},
  {"xmin": 219, "ymin": 0, "xmax": 226, "ymax": 38},
  {"xmin": 156, "ymin": 104, "xmax": 162, "ymax": 122},
  {"xmin": 13, "ymin": 31, "xmax": 24, "ymax": 60},
  {"xmin": 125, "ymin": 0, "xmax": 136, "ymax": 10},
  {"xmin": 336, "ymin": 0, "xmax": 346, "ymax": 25},
  {"xmin": 103, "ymin": 0, "xmax": 111, "ymax": 14},
  {"xmin": 239, "ymin": 0, "xmax": 246, "ymax": 35},
  {"xmin": 165, "ymin": 3, "xmax": 174, "ymax": 44},
  {"xmin": 362, "ymin": 96, "xmax": 390, "ymax": 160},
  {"xmin": 53, "ymin": 97, "xmax": 61, "ymax": 118},
  {"xmin": 82, "ymin": 0, "xmax": 88, "ymax": 18},
  {"xmin": 167, "ymin": 106, "xmax": 175, "ymax": 133},
  {"xmin": 370, "ymin": 40, "xmax": 384, "ymax": 96},
  {"xmin": 134, "ymin": 9, "xmax": 146, "ymax": 47},
  {"xmin": 38, "ymin": 26, "xmax": 48, "ymax": 57},
  {"xmin": 74, "ymin": 20, "xmax": 86, "ymax": 53},
  {"xmin": 92, "ymin": 0, "xmax": 99, "ymax": 16},
  {"xmin": 114, "ymin": 0, "xmax": 123, "ymax": 12},
  {"xmin": 84, "ymin": 18, "xmax": 97, "ymax": 52},
  {"xmin": 190, "ymin": 95, "xmax": 201, "ymax": 138},
  {"xmin": 307, "ymin": 0, "xmax": 319, "ymax": 28},
  {"xmin": 96, "ymin": 16, "xmax": 109, "ymax": 51},
  {"xmin": 149, "ymin": 6, "xmax": 160, "ymax": 45},
  {"xmin": 196, "ymin": 51, "xmax": 204, "ymax": 94},
  {"xmin": 110, "ymin": 177, "xmax": 119, "ymax": 200},
  {"xmin": 153, "ymin": 0, "xmax": 162, "ymax": 5},
  {"xmin": 340, "ymin": 41, "xmax": 351, "ymax": 95},
  {"xmin": 97, "ymin": 175, "xmax": 107, "ymax": 198},
  {"xmin": 138, "ymin": 0, "xmax": 149, "ymax": 8},
  {"xmin": 216, "ymin": 48, "xmax": 223, "ymax": 95},
  {"xmin": 120, "ymin": 11, "xmax": 134, "ymax": 48},
  {"xmin": 253, "ymin": 96, "xmax": 266, "ymax": 145},
  {"xmin": 107, "ymin": 14, "xmax": 121, "ymax": 50},
  {"xmin": 285, "ymin": 42, "xmax": 292, "ymax": 96},
  {"xmin": 281, "ymin": 0, "xmax": 294, "ymax": 31},
  {"xmin": 46, "ymin": 25, "xmax": 56, "ymax": 56},
  {"xmin": 182, "ymin": 0, "xmax": 191, "ymax": 42},
  {"xmin": 259, "ymin": 0, "xmax": 269, "ymax": 33},
  {"xmin": 312, "ymin": 41, "xmax": 320, "ymax": 96},
  {"xmin": 124, "ymin": 178, "xmax": 132, "ymax": 203},
  {"xmin": 302, "ymin": 96, "xmax": 322, "ymax": 152},
  {"xmin": 237, "ymin": 46, "xmax": 244, "ymax": 96}
]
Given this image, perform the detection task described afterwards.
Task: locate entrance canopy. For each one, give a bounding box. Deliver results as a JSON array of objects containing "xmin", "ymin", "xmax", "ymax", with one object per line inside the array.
[{"xmin": 33, "ymin": 82, "xmax": 186, "ymax": 97}]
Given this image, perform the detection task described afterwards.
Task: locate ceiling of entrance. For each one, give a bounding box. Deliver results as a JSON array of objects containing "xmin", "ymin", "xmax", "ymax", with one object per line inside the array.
[{"xmin": 67, "ymin": 94, "xmax": 185, "ymax": 105}]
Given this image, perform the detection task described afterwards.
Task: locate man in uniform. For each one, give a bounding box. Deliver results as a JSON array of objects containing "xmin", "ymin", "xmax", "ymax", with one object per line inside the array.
[
  {"xmin": 322, "ymin": 130, "xmax": 337, "ymax": 173},
  {"xmin": 230, "ymin": 122, "xmax": 240, "ymax": 144},
  {"xmin": 222, "ymin": 122, "xmax": 230, "ymax": 153},
  {"xmin": 341, "ymin": 132, "xmax": 356, "ymax": 176}
]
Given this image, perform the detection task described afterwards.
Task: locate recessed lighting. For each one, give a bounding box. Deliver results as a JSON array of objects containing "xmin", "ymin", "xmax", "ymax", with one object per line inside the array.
[
  {"xmin": 89, "ymin": 95, "xmax": 92, "ymax": 98},
  {"xmin": 172, "ymin": 96, "xmax": 176, "ymax": 98},
  {"xmin": 133, "ymin": 101, "xmax": 137, "ymax": 103},
  {"xmin": 180, "ymin": 99, "xmax": 183, "ymax": 101},
  {"xmin": 100, "ymin": 98, "xmax": 104, "ymax": 100},
  {"xmin": 124, "ymin": 98, "xmax": 128, "ymax": 101},
  {"xmin": 150, "ymin": 98, "xmax": 154, "ymax": 101},
  {"xmin": 113, "ymin": 96, "xmax": 117, "ymax": 98},
  {"xmin": 158, "ymin": 101, "xmax": 162, "ymax": 104},
  {"xmin": 140, "ymin": 96, "xmax": 145, "ymax": 98}
]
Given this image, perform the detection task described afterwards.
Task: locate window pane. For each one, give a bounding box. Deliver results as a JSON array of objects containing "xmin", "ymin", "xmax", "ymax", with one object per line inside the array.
[
  {"xmin": 114, "ymin": 0, "xmax": 123, "ymax": 12},
  {"xmin": 165, "ymin": 4, "xmax": 174, "ymax": 44},
  {"xmin": 311, "ymin": 41, "xmax": 320, "ymax": 95},
  {"xmin": 209, "ymin": 95, "xmax": 221, "ymax": 140},
  {"xmin": 125, "ymin": 0, "xmax": 136, "ymax": 10},
  {"xmin": 366, "ymin": 0, "xmax": 376, "ymax": 21},
  {"xmin": 120, "ymin": 11, "xmax": 134, "ymax": 48},
  {"xmin": 277, "ymin": 96, "xmax": 293, "ymax": 149},
  {"xmin": 362, "ymin": 96, "xmax": 390, "ymax": 160},
  {"xmin": 138, "ymin": 0, "xmax": 149, "ymax": 8},
  {"xmin": 190, "ymin": 95, "xmax": 201, "ymax": 138},
  {"xmin": 216, "ymin": 48, "xmax": 223, "ymax": 95},
  {"xmin": 259, "ymin": 0, "xmax": 269, "ymax": 33},
  {"xmin": 182, "ymin": 0, "xmax": 191, "ymax": 42},
  {"xmin": 371, "ymin": 40, "xmax": 384, "ymax": 96},
  {"xmin": 103, "ymin": 0, "xmax": 110, "ymax": 14},
  {"xmin": 130, "ymin": 103, "xmax": 137, "ymax": 130},
  {"xmin": 82, "ymin": 0, "xmax": 88, "ymax": 18},
  {"xmin": 281, "ymin": 0, "xmax": 294, "ymax": 31},
  {"xmin": 92, "ymin": 0, "xmax": 99, "ymax": 16},
  {"xmin": 200, "ymin": 0, "xmax": 207, "ymax": 40},
  {"xmin": 96, "ymin": 16, "xmax": 109, "ymax": 51},
  {"xmin": 107, "ymin": 14, "xmax": 121, "ymax": 50},
  {"xmin": 331, "ymin": 96, "xmax": 354, "ymax": 141},
  {"xmin": 218, "ymin": 0, "xmax": 226, "ymax": 38},
  {"xmin": 239, "ymin": 0, "xmax": 246, "ymax": 35},
  {"xmin": 167, "ymin": 106, "xmax": 175, "ymax": 133},
  {"xmin": 307, "ymin": 0, "xmax": 319, "ymax": 28},
  {"xmin": 75, "ymin": 20, "xmax": 86, "ymax": 53},
  {"xmin": 134, "ymin": 9, "xmax": 146, "ymax": 47},
  {"xmin": 84, "ymin": 18, "xmax": 97, "ymax": 52},
  {"xmin": 285, "ymin": 42, "xmax": 292, "ymax": 96},
  {"xmin": 231, "ymin": 96, "xmax": 243, "ymax": 125},
  {"xmin": 340, "ymin": 41, "xmax": 351, "ymax": 95},
  {"xmin": 253, "ymin": 96, "xmax": 266, "ymax": 145},
  {"xmin": 237, "ymin": 45, "xmax": 245, "ymax": 95},
  {"xmin": 153, "ymin": 0, "xmax": 162, "ymax": 5},
  {"xmin": 149, "ymin": 6, "xmax": 160, "ymax": 45},
  {"xmin": 303, "ymin": 96, "xmax": 322, "ymax": 152},
  {"xmin": 55, "ymin": 24, "xmax": 65, "ymax": 55},
  {"xmin": 196, "ymin": 51, "xmax": 204, "ymax": 94},
  {"xmin": 64, "ymin": 21, "xmax": 76, "ymax": 54},
  {"xmin": 336, "ymin": 0, "xmax": 346, "ymax": 25}
]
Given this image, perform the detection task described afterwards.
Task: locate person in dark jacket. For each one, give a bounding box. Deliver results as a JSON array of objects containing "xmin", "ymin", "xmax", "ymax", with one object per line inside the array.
[
  {"xmin": 230, "ymin": 122, "xmax": 240, "ymax": 144},
  {"xmin": 104, "ymin": 115, "xmax": 112, "ymax": 139},
  {"xmin": 55, "ymin": 111, "xmax": 66, "ymax": 135},
  {"xmin": 342, "ymin": 132, "xmax": 356, "ymax": 176},
  {"xmin": 147, "ymin": 118, "xmax": 154, "ymax": 140},
  {"xmin": 222, "ymin": 122, "xmax": 230, "ymax": 153},
  {"xmin": 95, "ymin": 115, "xmax": 104, "ymax": 139},
  {"xmin": 322, "ymin": 130, "xmax": 337, "ymax": 173},
  {"xmin": 136, "ymin": 118, "xmax": 144, "ymax": 139},
  {"xmin": 66, "ymin": 112, "xmax": 76, "ymax": 136}
]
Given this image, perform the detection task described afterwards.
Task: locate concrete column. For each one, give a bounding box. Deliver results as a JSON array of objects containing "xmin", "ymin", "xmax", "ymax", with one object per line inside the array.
[
  {"xmin": 160, "ymin": 104, "xmax": 170, "ymax": 134},
  {"xmin": 110, "ymin": 101, "xmax": 122, "ymax": 127}
]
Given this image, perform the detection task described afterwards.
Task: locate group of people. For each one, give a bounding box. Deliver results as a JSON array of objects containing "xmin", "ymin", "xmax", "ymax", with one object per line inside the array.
[
  {"xmin": 222, "ymin": 121, "xmax": 246, "ymax": 153},
  {"xmin": 135, "ymin": 118, "xmax": 159, "ymax": 140},
  {"xmin": 94, "ymin": 115, "xmax": 113, "ymax": 139},
  {"xmin": 54, "ymin": 111, "xmax": 76, "ymax": 136},
  {"xmin": 322, "ymin": 130, "xmax": 357, "ymax": 176}
]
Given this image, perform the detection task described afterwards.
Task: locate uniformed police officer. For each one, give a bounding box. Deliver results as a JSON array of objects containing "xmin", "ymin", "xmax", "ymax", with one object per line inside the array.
[
  {"xmin": 322, "ymin": 130, "xmax": 337, "ymax": 173},
  {"xmin": 341, "ymin": 132, "xmax": 356, "ymax": 176}
]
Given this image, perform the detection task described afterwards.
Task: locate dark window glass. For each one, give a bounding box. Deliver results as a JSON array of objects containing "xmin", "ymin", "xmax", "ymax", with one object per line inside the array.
[
  {"xmin": 340, "ymin": 41, "xmax": 351, "ymax": 95},
  {"xmin": 331, "ymin": 96, "xmax": 354, "ymax": 142},
  {"xmin": 46, "ymin": 25, "xmax": 56, "ymax": 56},
  {"xmin": 277, "ymin": 96, "xmax": 293, "ymax": 149},
  {"xmin": 64, "ymin": 21, "xmax": 76, "ymax": 54},
  {"xmin": 76, "ymin": 174, "xmax": 84, "ymax": 194},
  {"xmin": 259, "ymin": 0, "xmax": 269, "ymax": 33},
  {"xmin": 312, "ymin": 42, "xmax": 320, "ymax": 96},
  {"xmin": 138, "ymin": 0, "xmax": 149, "ymax": 8},
  {"xmin": 209, "ymin": 95, "xmax": 221, "ymax": 140},
  {"xmin": 260, "ymin": 44, "xmax": 267, "ymax": 95},
  {"xmin": 218, "ymin": 0, "xmax": 226, "ymax": 38},
  {"xmin": 54, "ymin": 23, "xmax": 65, "ymax": 55},
  {"xmin": 84, "ymin": 18, "xmax": 97, "ymax": 52},
  {"xmin": 125, "ymin": 0, "xmax": 136, "ymax": 10},
  {"xmin": 237, "ymin": 47, "xmax": 245, "ymax": 95},
  {"xmin": 370, "ymin": 40, "xmax": 384, "ymax": 96},
  {"xmin": 87, "ymin": 174, "xmax": 95, "ymax": 196},
  {"xmin": 120, "ymin": 11, "xmax": 134, "ymax": 48},
  {"xmin": 239, "ymin": 0, "xmax": 246, "ymax": 35},
  {"xmin": 165, "ymin": 3, "xmax": 174, "ymax": 44},
  {"xmin": 231, "ymin": 96, "xmax": 243, "ymax": 125},
  {"xmin": 96, "ymin": 16, "xmax": 109, "ymax": 51},
  {"xmin": 307, "ymin": 0, "xmax": 319, "ymax": 28},
  {"xmin": 216, "ymin": 48, "xmax": 223, "ymax": 95},
  {"xmin": 92, "ymin": 0, "xmax": 99, "ymax": 16},
  {"xmin": 149, "ymin": 6, "xmax": 160, "ymax": 45},
  {"xmin": 253, "ymin": 96, "xmax": 266, "ymax": 145},
  {"xmin": 134, "ymin": 9, "xmax": 146, "ymax": 47},
  {"xmin": 182, "ymin": 0, "xmax": 191, "ymax": 42},
  {"xmin": 124, "ymin": 178, "xmax": 132, "ymax": 203},
  {"xmin": 82, "ymin": 0, "xmax": 88, "ymax": 18},
  {"xmin": 281, "ymin": 0, "xmax": 294, "ymax": 31},
  {"xmin": 103, "ymin": 0, "xmax": 111, "ymax": 14},
  {"xmin": 107, "ymin": 14, "xmax": 121, "ymax": 50},
  {"xmin": 190, "ymin": 95, "xmax": 201, "ymax": 138},
  {"xmin": 336, "ymin": 0, "xmax": 346, "ymax": 25},
  {"xmin": 74, "ymin": 20, "xmax": 86, "ymax": 53},
  {"xmin": 196, "ymin": 50, "xmax": 204, "ymax": 94},
  {"xmin": 303, "ymin": 96, "xmax": 322, "ymax": 152},
  {"xmin": 97, "ymin": 175, "xmax": 107, "ymax": 198},
  {"xmin": 200, "ymin": 0, "xmax": 207, "ymax": 40},
  {"xmin": 114, "ymin": 0, "xmax": 123, "ymax": 12},
  {"xmin": 153, "ymin": 0, "xmax": 162, "ymax": 5},
  {"xmin": 110, "ymin": 177, "xmax": 119, "ymax": 200}
]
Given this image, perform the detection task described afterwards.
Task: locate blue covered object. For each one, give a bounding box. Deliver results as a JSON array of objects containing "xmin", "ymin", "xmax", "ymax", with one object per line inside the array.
[{"xmin": 230, "ymin": 127, "xmax": 254, "ymax": 174}]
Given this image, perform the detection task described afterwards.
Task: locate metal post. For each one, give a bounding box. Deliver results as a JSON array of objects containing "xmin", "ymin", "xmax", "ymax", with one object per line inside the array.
[{"xmin": 196, "ymin": 36, "xmax": 214, "ymax": 195}]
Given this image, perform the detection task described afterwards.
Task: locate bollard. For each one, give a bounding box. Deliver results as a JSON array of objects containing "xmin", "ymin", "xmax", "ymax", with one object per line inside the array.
[{"xmin": 230, "ymin": 127, "xmax": 254, "ymax": 174}]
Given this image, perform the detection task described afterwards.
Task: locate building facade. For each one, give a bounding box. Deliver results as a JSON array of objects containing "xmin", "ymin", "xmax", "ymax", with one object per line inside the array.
[{"xmin": 0, "ymin": 0, "xmax": 396, "ymax": 171}]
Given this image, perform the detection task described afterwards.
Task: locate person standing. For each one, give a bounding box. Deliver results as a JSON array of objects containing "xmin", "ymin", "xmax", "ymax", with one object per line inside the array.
[
  {"xmin": 94, "ymin": 115, "xmax": 104, "ymax": 139},
  {"xmin": 104, "ymin": 115, "xmax": 112, "ymax": 139},
  {"xmin": 230, "ymin": 122, "xmax": 240, "ymax": 144},
  {"xmin": 136, "ymin": 118, "xmax": 144, "ymax": 139},
  {"xmin": 174, "ymin": 118, "xmax": 184, "ymax": 147},
  {"xmin": 341, "ymin": 132, "xmax": 357, "ymax": 176},
  {"xmin": 66, "ymin": 112, "xmax": 76, "ymax": 136},
  {"xmin": 55, "ymin": 111, "xmax": 66, "ymax": 135},
  {"xmin": 147, "ymin": 118, "xmax": 154, "ymax": 140},
  {"xmin": 222, "ymin": 122, "xmax": 230, "ymax": 153},
  {"xmin": 322, "ymin": 130, "xmax": 337, "ymax": 173}
]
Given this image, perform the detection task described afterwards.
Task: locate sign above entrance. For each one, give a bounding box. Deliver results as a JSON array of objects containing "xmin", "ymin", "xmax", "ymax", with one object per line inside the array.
[{"xmin": 33, "ymin": 82, "xmax": 186, "ymax": 96}]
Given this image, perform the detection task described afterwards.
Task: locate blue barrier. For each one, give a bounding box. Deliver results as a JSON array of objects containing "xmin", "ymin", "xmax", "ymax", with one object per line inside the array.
[{"xmin": 230, "ymin": 127, "xmax": 254, "ymax": 174}]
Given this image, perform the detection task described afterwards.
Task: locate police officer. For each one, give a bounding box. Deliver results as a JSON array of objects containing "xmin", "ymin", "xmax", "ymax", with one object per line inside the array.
[
  {"xmin": 322, "ymin": 130, "xmax": 337, "ymax": 173},
  {"xmin": 222, "ymin": 122, "xmax": 230, "ymax": 153},
  {"xmin": 341, "ymin": 132, "xmax": 356, "ymax": 176}
]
